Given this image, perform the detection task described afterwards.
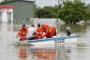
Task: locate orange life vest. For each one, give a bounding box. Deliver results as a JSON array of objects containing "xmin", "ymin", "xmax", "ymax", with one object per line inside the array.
[
  {"xmin": 17, "ymin": 27, "xmax": 28, "ymax": 41},
  {"xmin": 52, "ymin": 27, "xmax": 56, "ymax": 36},
  {"xmin": 42, "ymin": 24, "xmax": 49, "ymax": 32},
  {"xmin": 35, "ymin": 27, "xmax": 44, "ymax": 39},
  {"xmin": 45, "ymin": 26, "xmax": 56, "ymax": 38}
]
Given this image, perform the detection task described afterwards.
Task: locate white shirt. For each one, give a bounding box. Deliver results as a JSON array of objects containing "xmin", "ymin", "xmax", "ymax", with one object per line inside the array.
[{"xmin": 27, "ymin": 27, "xmax": 36, "ymax": 38}]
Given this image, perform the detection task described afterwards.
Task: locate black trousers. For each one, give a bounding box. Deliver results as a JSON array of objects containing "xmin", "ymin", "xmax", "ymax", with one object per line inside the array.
[
  {"xmin": 67, "ymin": 32, "xmax": 71, "ymax": 36},
  {"xmin": 28, "ymin": 37, "xmax": 37, "ymax": 40}
]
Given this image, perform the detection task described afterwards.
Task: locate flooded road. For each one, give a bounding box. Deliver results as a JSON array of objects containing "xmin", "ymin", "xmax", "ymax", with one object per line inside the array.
[{"xmin": 0, "ymin": 25, "xmax": 90, "ymax": 60}]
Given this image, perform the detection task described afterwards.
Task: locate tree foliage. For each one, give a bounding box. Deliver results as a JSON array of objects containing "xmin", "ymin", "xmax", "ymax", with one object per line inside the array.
[
  {"xmin": 34, "ymin": 6, "xmax": 58, "ymax": 18},
  {"xmin": 87, "ymin": 4, "xmax": 90, "ymax": 20},
  {"xmin": 58, "ymin": 0, "xmax": 89, "ymax": 24},
  {"xmin": 34, "ymin": 0, "xmax": 90, "ymax": 24}
]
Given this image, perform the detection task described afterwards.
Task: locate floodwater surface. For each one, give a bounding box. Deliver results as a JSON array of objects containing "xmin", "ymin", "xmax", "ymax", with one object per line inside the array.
[{"xmin": 0, "ymin": 25, "xmax": 90, "ymax": 60}]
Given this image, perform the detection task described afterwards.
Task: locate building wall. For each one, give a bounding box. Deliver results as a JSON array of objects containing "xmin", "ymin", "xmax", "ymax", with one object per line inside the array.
[{"xmin": 1, "ymin": 1, "xmax": 35, "ymax": 20}]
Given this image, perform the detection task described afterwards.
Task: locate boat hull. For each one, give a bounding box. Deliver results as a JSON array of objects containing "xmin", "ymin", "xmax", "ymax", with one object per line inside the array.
[
  {"xmin": 28, "ymin": 36, "xmax": 78, "ymax": 48},
  {"xmin": 13, "ymin": 36, "xmax": 78, "ymax": 48}
]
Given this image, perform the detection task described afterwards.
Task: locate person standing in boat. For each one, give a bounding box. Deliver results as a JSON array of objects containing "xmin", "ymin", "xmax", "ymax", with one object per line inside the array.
[
  {"xmin": 65, "ymin": 26, "xmax": 72, "ymax": 36},
  {"xmin": 17, "ymin": 24, "xmax": 28, "ymax": 41},
  {"xmin": 56, "ymin": 19, "xmax": 61, "ymax": 33}
]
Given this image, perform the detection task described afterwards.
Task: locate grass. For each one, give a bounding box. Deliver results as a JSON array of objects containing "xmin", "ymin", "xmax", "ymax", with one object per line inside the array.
[{"xmin": 60, "ymin": 23, "xmax": 88, "ymax": 33}]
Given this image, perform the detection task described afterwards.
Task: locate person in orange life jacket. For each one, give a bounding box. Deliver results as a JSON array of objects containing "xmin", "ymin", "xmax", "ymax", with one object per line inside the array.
[
  {"xmin": 42, "ymin": 24, "xmax": 49, "ymax": 32},
  {"xmin": 42, "ymin": 24, "xmax": 56, "ymax": 38},
  {"xmin": 42, "ymin": 24, "xmax": 49, "ymax": 38},
  {"xmin": 45, "ymin": 25, "xmax": 56, "ymax": 38},
  {"xmin": 35, "ymin": 24, "xmax": 45, "ymax": 39},
  {"xmin": 51, "ymin": 26, "xmax": 57, "ymax": 36},
  {"xmin": 46, "ymin": 26, "xmax": 54, "ymax": 38},
  {"xmin": 17, "ymin": 24, "xmax": 28, "ymax": 41}
]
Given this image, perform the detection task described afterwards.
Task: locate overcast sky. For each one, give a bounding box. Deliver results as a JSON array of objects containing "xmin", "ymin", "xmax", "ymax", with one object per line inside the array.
[
  {"xmin": 36, "ymin": 0, "xmax": 58, "ymax": 7},
  {"xmin": 36, "ymin": 0, "xmax": 90, "ymax": 7},
  {"xmin": 0, "ymin": 0, "xmax": 90, "ymax": 7}
]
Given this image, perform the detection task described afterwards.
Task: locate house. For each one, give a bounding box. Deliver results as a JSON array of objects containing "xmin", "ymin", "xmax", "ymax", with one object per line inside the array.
[{"xmin": 0, "ymin": 0, "xmax": 35, "ymax": 22}]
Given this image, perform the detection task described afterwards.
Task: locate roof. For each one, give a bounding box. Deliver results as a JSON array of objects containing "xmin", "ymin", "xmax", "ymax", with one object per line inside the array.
[
  {"xmin": 0, "ymin": 5, "xmax": 15, "ymax": 9},
  {"xmin": 0, "ymin": 0, "xmax": 35, "ymax": 5},
  {"xmin": 25, "ymin": 0, "xmax": 35, "ymax": 1}
]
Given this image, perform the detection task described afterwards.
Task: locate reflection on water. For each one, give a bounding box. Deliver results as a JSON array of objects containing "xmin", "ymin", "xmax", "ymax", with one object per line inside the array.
[
  {"xmin": 0, "ymin": 24, "xmax": 90, "ymax": 60},
  {"xmin": 30, "ymin": 48, "xmax": 56, "ymax": 60},
  {"xmin": 17, "ymin": 47, "xmax": 28, "ymax": 60},
  {"xmin": 16, "ymin": 46, "xmax": 70, "ymax": 60}
]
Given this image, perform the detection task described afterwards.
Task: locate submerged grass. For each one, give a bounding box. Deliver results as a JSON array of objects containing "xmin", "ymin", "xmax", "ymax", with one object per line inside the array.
[{"xmin": 60, "ymin": 23, "xmax": 88, "ymax": 33}]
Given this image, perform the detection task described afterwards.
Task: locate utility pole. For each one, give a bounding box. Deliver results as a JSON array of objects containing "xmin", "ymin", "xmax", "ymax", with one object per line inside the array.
[
  {"xmin": 82, "ymin": 0, "xmax": 85, "ymax": 3},
  {"xmin": 58, "ymin": 0, "xmax": 64, "ymax": 6}
]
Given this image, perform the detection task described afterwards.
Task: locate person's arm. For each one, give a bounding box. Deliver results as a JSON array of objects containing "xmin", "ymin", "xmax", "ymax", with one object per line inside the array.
[{"xmin": 16, "ymin": 31, "xmax": 20, "ymax": 38}]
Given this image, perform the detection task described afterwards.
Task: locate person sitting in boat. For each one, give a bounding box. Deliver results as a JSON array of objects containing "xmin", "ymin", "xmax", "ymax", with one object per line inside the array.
[
  {"xmin": 27, "ymin": 24, "xmax": 37, "ymax": 40},
  {"xmin": 46, "ymin": 26, "xmax": 57, "ymax": 38},
  {"xmin": 65, "ymin": 26, "xmax": 72, "ymax": 36},
  {"xmin": 42, "ymin": 24, "xmax": 57, "ymax": 38},
  {"xmin": 17, "ymin": 24, "xmax": 28, "ymax": 41},
  {"xmin": 34, "ymin": 24, "xmax": 45, "ymax": 39},
  {"xmin": 51, "ymin": 26, "xmax": 57, "ymax": 36}
]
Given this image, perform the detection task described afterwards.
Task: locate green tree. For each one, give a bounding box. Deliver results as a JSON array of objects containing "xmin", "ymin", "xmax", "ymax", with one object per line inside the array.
[
  {"xmin": 58, "ymin": 0, "xmax": 88, "ymax": 24},
  {"xmin": 34, "ymin": 6, "xmax": 58, "ymax": 18},
  {"xmin": 87, "ymin": 4, "xmax": 90, "ymax": 20}
]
